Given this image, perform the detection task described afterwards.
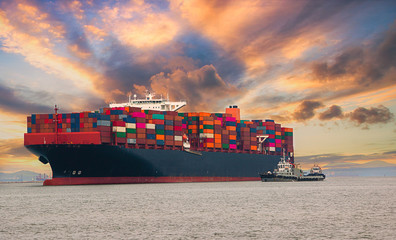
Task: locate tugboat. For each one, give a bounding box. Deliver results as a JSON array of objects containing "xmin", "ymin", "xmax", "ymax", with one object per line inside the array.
[
  {"xmin": 260, "ymin": 155, "xmax": 325, "ymax": 182},
  {"xmin": 305, "ymin": 165, "xmax": 326, "ymax": 179}
]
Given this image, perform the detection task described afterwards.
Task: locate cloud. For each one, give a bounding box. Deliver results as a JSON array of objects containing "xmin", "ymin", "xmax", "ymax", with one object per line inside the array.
[
  {"xmin": 292, "ymin": 100, "xmax": 323, "ymax": 121},
  {"xmin": 296, "ymin": 151, "xmax": 396, "ymax": 168},
  {"xmin": 309, "ymin": 21, "xmax": 396, "ymax": 101},
  {"xmin": 0, "ymin": 1, "xmax": 106, "ymax": 98},
  {"xmin": 171, "ymin": 0, "xmax": 361, "ymax": 77},
  {"xmin": 147, "ymin": 65, "xmax": 241, "ymax": 112},
  {"xmin": 319, "ymin": 105, "xmax": 343, "ymax": 120},
  {"xmin": 0, "ymin": 83, "xmax": 54, "ymax": 114},
  {"xmin": 0, "ymin": 138, "xmax": 33, "ymax": 159},
  {"xmin": 348, "ymin": 105, "xmax": 394, "ymax": 125}
]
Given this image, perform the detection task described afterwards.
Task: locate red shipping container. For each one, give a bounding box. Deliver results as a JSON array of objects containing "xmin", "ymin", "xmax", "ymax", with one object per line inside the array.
[
  {"xmin": 153, "ymin": 119, "xmax": 164, "ymax": 125},
  {"xmin": 113, "ymin": 121, "xmax": 126, "ymax": 127}
]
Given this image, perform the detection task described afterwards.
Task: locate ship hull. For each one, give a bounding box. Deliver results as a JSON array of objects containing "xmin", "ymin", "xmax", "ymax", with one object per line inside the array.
[
  {"xmin": 260, "ymin": 174, "xmax": 325, "ymax": 182},
  {"xmin": 26, "ymin": 144, "xmax": 280, "ymax": 185}
]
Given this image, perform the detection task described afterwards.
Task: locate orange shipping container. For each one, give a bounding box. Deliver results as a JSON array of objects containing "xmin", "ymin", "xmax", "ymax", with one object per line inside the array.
[
  {"xmin": 214, "ymin": 134, "xmax": 221, "ymax": 139},
  {"xmin": 156, "ymin": 135, "xmax": 165, "ymax": 140},
  {"xmin": 251, "ymin": 146, "xmax": 257, "ymax": 151},
  {"xmin": 203, "ymin": 129, "xmax": 214, "ymax": 133},
  {"xmin": 226, "ymin": 126, "xmax": 236, "ymax": 131},
  {"xmin": 229, "ymin": 135, "xmax": 237, "ymax": 140},
  {"xmin": 204, "ymin": 142, "xmax": 214, "ymax": 148},
  {"xmin": 215, "ymin": 143, "xmax": 222, "ymax": 148}
]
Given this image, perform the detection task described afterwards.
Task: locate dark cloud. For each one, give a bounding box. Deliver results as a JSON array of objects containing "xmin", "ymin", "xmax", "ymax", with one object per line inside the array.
[
  {"xmin": 310, "ymin": 22, "xmax": 396, "ymax": 96},
  {"xmin": 312, "ymin": 48, "xmax": 364, "ymax": 81},
  {"xmin": 0, "ymin": 82, "xmax": 54, "ymax": 114},
  {"xmin": 98, "ymin": 34, "xmax": 246, "ymax": 102},
  {"xmin": 148, "ymin": 65, "xmax": 240, "ymax": 112},
  {"xmin": 292, "ymin": 100, "xmax": 323, "ymax": 121},
  {"xmin": 348, "ymin": 105, "xmax": 394, "ymax": 125},
  {"xmin": 319, "ymin": 105, "xmax": 343, "ymax": 120}
]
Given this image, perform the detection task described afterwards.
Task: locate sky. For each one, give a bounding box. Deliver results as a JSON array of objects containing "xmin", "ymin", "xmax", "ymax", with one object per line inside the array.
[{"xmin": 0, "ymin": 0, "xmax": 396, "ymax": 175}]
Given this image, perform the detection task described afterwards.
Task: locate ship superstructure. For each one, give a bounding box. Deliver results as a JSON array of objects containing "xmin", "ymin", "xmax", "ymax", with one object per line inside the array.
[{"xmin": 109, "ymin": 91, "xmax": 186, "ymax": 111}]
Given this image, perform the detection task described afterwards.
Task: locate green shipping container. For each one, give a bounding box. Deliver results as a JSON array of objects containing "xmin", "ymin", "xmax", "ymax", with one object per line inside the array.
[
  {"xmin": 222, "ymin": 143, "xmax": 229, "ymax": 149},
  {"xmin": 127, "ymin": 128, "xmax": 136, "ymax": 133},
  {"xmin": 156, "ymin": 129, "xmax": 164, "ymax": 135},
  {"xmin": 285, "ymin": 132, "xmax": 293, "ymax": 136},
  {"xmin": 116, "ymin": 132, "xmax": 126, "ymax": 138},
  {"xmin": 152, "ymin": 114, "xmax": 165, "ymax": 120},
  {"xmin": 275, "ymin": 135, "xmax": 281, "ymax": 139},
  {"xmin": 203, "ymin": 125, "xmax": 213, "ymax": 129},
  {"xmin": 199, "ymin": 129, "xmax": 204, "ymax": 133}
]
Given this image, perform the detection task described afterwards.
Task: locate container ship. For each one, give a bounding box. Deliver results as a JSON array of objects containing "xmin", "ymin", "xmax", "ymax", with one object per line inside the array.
[{"xmin": 24, "ymin": 92, "xmax": 294, "ymax": 185}]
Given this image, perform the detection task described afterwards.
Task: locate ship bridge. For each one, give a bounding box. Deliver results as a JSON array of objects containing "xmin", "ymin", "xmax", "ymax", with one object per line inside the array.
[{"xmin": 109, "ymin": 91, "xmax": 186, "ymax": 111}]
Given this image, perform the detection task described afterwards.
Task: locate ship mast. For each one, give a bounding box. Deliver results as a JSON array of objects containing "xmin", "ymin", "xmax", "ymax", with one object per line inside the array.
[{"xmin": 54, "ymin": 105, "xmax": 59, "ymax": 144}]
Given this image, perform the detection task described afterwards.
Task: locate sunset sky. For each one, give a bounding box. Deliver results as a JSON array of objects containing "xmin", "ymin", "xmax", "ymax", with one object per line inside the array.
[{"xmin": 0, "ymin": 0, "xmax": 395, "ymax": 174}]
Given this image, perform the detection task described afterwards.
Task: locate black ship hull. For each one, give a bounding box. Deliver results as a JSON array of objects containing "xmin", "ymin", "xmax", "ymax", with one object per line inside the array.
[
  {"xmin": 260, "ymin": 173, "xmax": 325, "ymax": 182},
  {"xmin": 26, "ymin": 144, "xmax": 280, "ymax": 185}
]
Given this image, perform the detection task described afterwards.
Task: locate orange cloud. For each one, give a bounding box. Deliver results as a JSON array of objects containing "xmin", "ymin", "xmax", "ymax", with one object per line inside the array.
[
  {"xmin": 98, "ymin": 1, "xmax": 179, "ymax": 49},
  {"xmin": 0, "ymin": 1, "xmax": 113, "ymax": 100},
  {"xmin": 84, "ymin": 24, "xmax": 107, "ymax": 41},
  {"xmin": 171, "ymin": 0, "xmax": 333, "ymax": 76}
]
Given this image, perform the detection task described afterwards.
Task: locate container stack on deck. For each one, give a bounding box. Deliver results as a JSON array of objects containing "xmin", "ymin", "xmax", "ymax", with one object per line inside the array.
[{"xmin": 26, "ymin": 107, "xmax": 294, "ymax": 160}]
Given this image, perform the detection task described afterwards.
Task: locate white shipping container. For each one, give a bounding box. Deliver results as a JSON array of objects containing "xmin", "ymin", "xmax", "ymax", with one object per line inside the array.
[
  {"xmin": 146, "ymin": 123, "xmax": 156, "ymax": 129},
  {"xmin": 200, "ymin": 133, "xmax": 214, "ymax": 139},
  {"xmin": 98, "ymin": 120, "xmax": 111, "ymax": 126},
  {"xmin": 174, "ymin": 136, "xmax": 182, "ymax": 141},
  {"xmin": 125, "ymin": 123, "xmax": 136, "ymax": 129},
  {"xmin": 127, "ymin": 138, "xmax": 136, "ymax": 144},
  {"xmin": 112, "ymin": 126, "xmax": 126, "ymax": 132},
  {"xmin": 269, "ymin": 147, "xmax": 276, "ymax": 152}
]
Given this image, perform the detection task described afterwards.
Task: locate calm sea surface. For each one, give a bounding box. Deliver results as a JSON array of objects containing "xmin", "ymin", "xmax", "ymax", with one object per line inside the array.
[{"xmin": 1, "ymin": 177, "xmax": 395, "ymax": 239}]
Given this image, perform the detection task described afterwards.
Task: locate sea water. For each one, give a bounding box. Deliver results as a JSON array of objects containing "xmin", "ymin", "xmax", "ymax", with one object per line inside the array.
[{"xmin": 1, "ymin": 177, "xmax": 395, "ymax": 239}]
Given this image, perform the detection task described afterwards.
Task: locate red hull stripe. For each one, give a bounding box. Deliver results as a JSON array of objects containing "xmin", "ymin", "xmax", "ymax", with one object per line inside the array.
[{"xmin": 43, "ymin": 177, "xmax": 261, "ymax": 186}]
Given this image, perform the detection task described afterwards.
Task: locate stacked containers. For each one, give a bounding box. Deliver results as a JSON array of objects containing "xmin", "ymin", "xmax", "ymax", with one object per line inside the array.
[
  {"xmin": 199, "ymin": 113, "xmax": 214, "ymax": 148},
  {"xmin": 27, "ymin": 106, "xmax": 293, "ymax": 154},
  {"xmin": 97, "ymin": 114, "xmax": 111, "ymax": 143},
  {"xmin": 112, "ymin": 120, "xmax": 126, "ymax": 144},
  {"xmin": 213, "ymin": 118, "xmax": 222, "ymax": 149},
  {"xmin": 164, "ymin": 114, "xmax": 174, "ymax": 146},
  {"xmin": 124, "ymin": 115, "xmax": 137, "ymax": 144},
  {"xmin": 225, "ymin": 117, "xmax": 237, "ymax": 149},
  {"xmin": 275, "ymin": 123, "xmax": 282, "ymax": 154},
  {"xmin": 133, "ymin": 112, "xmax": 146, "ymax": 145},
  {"xmin": 174, "ymin": 116, "xmax": 183, "ymax": 146},
  {"xmin": 249, "ymin": 123, "xmax": 258, "ymax": 151},
  {"xmin": 152, "ymin": 114, "xmax": 165, "ymax": 146},
  {"xmin": 264, "ymin": 120, "xmax": 276, "ymax": 153},
  {"xmin": 282, "ymin": 127, "xmax": 294, "ymax": 157}
]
